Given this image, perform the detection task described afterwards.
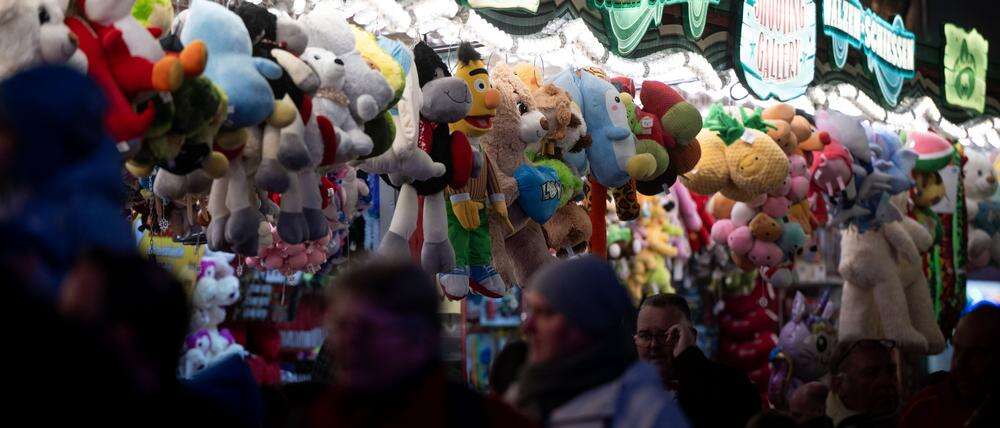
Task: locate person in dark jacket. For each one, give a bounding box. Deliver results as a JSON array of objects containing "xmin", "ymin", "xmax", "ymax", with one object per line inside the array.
[
  {"xmin": 899, "ymin": 304, "xmax": 1000, "ymax": 428},
  {"xmin": 636, "ymin": 293, "xmax": 761, "ymax": 427},
  {"xmin": 285, "ymin": 258, "xmax": 535, "ymax": 428}
]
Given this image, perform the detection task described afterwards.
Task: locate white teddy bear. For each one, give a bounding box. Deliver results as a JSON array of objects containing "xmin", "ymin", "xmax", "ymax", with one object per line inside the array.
[
  {"xmin": 301, "ymin": 46, "xmax": 374, "ymax": 163},
  {"xmin": 965, "ymin": 150, "xmax": 1000, "ymax": 269},
  {"xmin": 0, "ymin": 0, "xmax": 84, "ymax": 80}
]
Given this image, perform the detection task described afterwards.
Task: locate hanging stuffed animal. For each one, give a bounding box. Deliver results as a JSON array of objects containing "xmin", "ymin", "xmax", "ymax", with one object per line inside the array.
[
  {"xmin": 0, "ymin": 0, "xmax": 84, "ymax": 80},
  {"xmin": 438, "ymin": 43, "xmax": 509, "ymax": 299},
  {"xmin": 182, "ymin": 0, "xmax": 284, "ymax": 256},
  {"xmin": 182, "ymin": 251, "xmax": 246, "ymax": 378},
  {"xmin": 477, "ymin": 63, "xmax": 557, "ymax": 287},
  {"xmin": 377, "ymin": 41, "xmax": 473, "ymax": 274},
  {"xmin": 963, "ymin": 150, "xmax": 997, "ymax": 269}
]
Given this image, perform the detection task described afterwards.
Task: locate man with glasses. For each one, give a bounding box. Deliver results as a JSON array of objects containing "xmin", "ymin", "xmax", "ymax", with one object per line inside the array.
[
  {"xmin": 826, "ymin": 339, "xmax": 899, "ymax": 428},
  {"xmin": 636, "ymin": 293, "xmax": 761, "ymax": 428}
]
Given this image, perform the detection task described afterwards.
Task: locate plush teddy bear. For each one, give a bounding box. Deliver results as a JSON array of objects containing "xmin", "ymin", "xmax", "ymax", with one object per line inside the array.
[
  {"xmin": 299, "ymin": 2, "xmax": 393, "ymax": 125},
  {"xmin": 477, "ymin": 63, "xmax": 554, "ymax": 287},
  {"xmin": 963, "ymin": 150, "xmax": 998, "ymax": 269},
  {"xmin": 838, "ymin": 212, "xmax": 945, "ymax": 354},
  {"xmin": 0, "ymin": 0, "xmax": 84, "ymax": 80}
]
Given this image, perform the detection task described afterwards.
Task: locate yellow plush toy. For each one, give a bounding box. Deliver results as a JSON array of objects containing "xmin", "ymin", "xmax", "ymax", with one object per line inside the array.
[{"xmin": 681, "ymin": 105, "xmax": 789, "ymax": 202}]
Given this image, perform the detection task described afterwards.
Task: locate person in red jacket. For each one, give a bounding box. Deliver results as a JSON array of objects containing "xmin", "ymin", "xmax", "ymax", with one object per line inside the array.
[
  {"xmin": 900, "ymin": 304, "xmax": 1000, "ymax": 428},
  {"xmin": 284, "ymin": 258, "xmax": 535, "ymax": 428}
]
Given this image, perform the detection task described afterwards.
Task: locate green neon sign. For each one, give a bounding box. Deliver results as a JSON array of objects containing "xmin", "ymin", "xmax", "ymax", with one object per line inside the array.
[
  {"xmin": 944, "ymin": 23, "xmax": 988, "ymax": 113},
  {"xmin": 589, "ymin": 0, "xmax": 720, "ymax": 55}
]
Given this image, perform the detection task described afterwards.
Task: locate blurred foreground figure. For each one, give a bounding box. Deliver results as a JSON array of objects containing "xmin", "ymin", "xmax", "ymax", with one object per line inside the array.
[
  {"xmin": 513, "ymin": 256, "xmax": 690, "ymax": 428},
  {"xmin": 826, "ymin": 339, "xmax": 899, "ymax": 428},
  {"xmin": 0, "ymin": 65, "xmax": 132, "ymax": 297},
  {"xmin": 288, "ymin": 258, "xmax": 535, "ymax": 427}
]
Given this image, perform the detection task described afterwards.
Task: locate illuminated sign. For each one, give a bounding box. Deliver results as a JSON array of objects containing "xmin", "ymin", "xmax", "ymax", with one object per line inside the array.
[
  {"xmin": 589, "ymin": 0, "xmax": 720, "ymax": 55},
  {"xmin": 737, "ymin": 0, "xmax": 816, "ymax": 101},
  {"xmin": 822, "ymin": 0, "xmax": 916, "ymax": 106},
  {"xmin": 943, "ymin": 23, "xmax": 988, "ymax": 113}
]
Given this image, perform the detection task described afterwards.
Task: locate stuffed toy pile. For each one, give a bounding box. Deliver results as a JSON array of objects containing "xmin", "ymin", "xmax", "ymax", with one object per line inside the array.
[{"xmin": 808, "ymin": 111, "xmax": 945, "ymax": 354}]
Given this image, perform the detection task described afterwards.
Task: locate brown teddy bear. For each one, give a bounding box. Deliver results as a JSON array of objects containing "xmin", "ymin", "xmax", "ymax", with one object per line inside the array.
[{"xmin": 480, "ymin": 64, "xmax": 554, "ymax": 286}]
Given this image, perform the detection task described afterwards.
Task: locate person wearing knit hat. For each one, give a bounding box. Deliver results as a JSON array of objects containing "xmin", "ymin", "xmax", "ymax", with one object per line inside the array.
[{"xmin": 513, "ymin": 256, "xmax": 690, "ymax": 428}]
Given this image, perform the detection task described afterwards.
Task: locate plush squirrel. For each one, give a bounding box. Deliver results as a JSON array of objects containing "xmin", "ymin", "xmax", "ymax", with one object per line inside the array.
[
  {"xmin": 378, "ymin": 42, "xmax": 473, "ymax": 274},
  {"xmin": 438, "ymin": 43, "xmax": 510, "ymax": 300}
]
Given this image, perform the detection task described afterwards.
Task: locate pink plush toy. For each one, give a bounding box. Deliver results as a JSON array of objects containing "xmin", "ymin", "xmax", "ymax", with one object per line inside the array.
[
  {"xmin": 712, "ymin": 219, "xmax": 735, "ymax": 245},
  {"xmin": 728, "ymin": 226, "xmax": 754, "ymax": 255},
  {"xmin": 762, "ymin": 196, "xmax": 791, "ymax": 218},
  {"xmin": 748, "ymin": 241, "xmax": 783, "ymax": 267},
  {"xmin": 246, "ymin": 225, "xmax": 333, "ymax": 275}
]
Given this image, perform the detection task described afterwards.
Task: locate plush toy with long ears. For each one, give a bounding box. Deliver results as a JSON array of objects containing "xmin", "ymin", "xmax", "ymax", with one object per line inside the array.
[
  {"xmin": 768, "ymin": 291, "xmax": 838, "ymax": 410},
  {"xmin": 438, "ymin": 42, "xmax": 509, "ymax": 300},
  {"xmin": 378, "ymin": 41, "xmax": 473, "ymax": 275}
]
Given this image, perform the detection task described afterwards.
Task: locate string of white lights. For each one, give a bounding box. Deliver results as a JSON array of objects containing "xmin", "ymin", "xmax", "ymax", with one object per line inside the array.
[{"xmin": 297, "ymin": 0, "xmax": 1000, "ymax": 149}]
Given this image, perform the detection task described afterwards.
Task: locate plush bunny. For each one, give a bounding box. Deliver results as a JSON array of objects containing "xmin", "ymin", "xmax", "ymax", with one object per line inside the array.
[{"xmin": 768, "ymin": 291, "xmax": 838, "ymax": 410}]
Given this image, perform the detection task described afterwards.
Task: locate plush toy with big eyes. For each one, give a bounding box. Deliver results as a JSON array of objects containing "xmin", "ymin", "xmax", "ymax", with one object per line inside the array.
[{"xmin": 768, "ymin": 291, "xmax": 838, "ymax": 409}]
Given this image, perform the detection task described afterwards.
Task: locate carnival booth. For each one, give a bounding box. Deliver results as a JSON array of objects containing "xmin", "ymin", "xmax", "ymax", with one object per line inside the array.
[{"xmin": 6, "ymin": 0, "xmax": 997, "ymax": 407}]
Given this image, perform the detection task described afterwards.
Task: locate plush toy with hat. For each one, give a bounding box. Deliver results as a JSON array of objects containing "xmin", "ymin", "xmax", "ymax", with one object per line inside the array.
[{"xmin": 377, "ymin": 42, "xmax": 473, "ymax": 275}]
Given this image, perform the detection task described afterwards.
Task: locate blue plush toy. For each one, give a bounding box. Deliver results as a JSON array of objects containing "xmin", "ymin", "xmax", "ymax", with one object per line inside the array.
[
  {"xmin": 181, "ymin": 0, "xmax": 281, "ymax": 130},
  {"xmin": 515, "ymin": 165, "xmax": 562, "ymax": 223},
  {"xmin": 550, "ymin": 69, "xmax": 637, "ymax": 188}
]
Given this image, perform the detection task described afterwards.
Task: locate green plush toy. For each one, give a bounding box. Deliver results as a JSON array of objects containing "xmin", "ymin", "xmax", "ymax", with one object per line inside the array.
[{"xmin": 132, "ymin": 0, "xmax": 174, "ymax": 34}]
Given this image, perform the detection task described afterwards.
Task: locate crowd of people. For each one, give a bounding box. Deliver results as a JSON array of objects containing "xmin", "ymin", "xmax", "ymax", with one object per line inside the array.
[{"xmin": 2, "ymin": 65, "xmax": 999, "ymax": 428}]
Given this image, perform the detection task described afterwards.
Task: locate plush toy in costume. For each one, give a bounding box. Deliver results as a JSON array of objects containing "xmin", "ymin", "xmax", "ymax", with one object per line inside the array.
[
  {"xmin": 438, "ymin": 42, "xmax": 509, "ymax": 299},
  {"xmin": 635, "ymin": 79, "xmax": 704, "ymax": 195},
  {"xmin": 768, "ymin": 291, "xmax": 837, "ymax": 410},
  {"xmin": 478, "ymin": 63, "xmax": 555, "ymax": 287},
  {"xmin": 0, "ymin": 0, "xmax": 84, "ymax": 80},
  {"xmin": 377, "ymin": 42, "xmax": 473, "ymax": 274}
]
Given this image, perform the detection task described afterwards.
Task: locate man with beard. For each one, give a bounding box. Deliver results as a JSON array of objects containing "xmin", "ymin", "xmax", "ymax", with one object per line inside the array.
[
  {"xmin": 826, "ymin": 339, "xmax": 900, "ymax": 428},
  {"xmin": 635, "ymin": 293, "xmax": 760, "ymax": 427}
]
